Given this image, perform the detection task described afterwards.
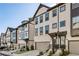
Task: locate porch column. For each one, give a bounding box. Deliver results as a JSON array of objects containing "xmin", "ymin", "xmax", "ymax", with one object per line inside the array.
[{"xmin": 52, "ymin": 37, "xmax": 54, "ymax": 53}]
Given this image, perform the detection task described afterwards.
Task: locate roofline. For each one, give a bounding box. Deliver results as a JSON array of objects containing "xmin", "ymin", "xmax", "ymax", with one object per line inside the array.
[
  {"xmin": 5, "ymin": 27, "xmax": 16, "ymax": 35},
  {"xmin": 47, "ymin": 3, "xmax": 65, "ymax": 11},
  {"xmin": 32, "ymin": 4, "xmax": 50, "ymax": 21},
  {"xmin": 30, "ymin": 3, "xmax": 65, "ymax": 22}
]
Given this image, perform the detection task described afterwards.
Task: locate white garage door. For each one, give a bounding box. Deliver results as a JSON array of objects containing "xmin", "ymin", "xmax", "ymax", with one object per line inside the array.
[{"xmin": 69, "ymin": 41, "xmax": 79, "ymax": 54}]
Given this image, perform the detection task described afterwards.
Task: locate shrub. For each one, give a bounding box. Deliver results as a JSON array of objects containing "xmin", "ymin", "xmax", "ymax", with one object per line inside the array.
[
  {"xmin": 59, "ymin": 49, "xmax": 70, "ymax": 56},
  {"xmin": 48, "ymin": 51, "xmax": 53, "ymax": 56},
  {"xmin": 46, "ymin": 49, "xmax": 49, "ymax": 52},
  {"xmin": 30, "ymin": 45, "xmax": 34, "ymax": 50},
  {"xmin": 63, "ymin": 50, "xmax": 70, "ymax": 56},
  {"xmin": 20, "ymin": 46, "xmax": 25, "ymax": 51},
  {"xmin": 26, "ymin": 46, "xmax": 29, "ymax": 51},
  {"xmin": 38, "ymin": 51, "xmax": 43, "ymax": 56}
]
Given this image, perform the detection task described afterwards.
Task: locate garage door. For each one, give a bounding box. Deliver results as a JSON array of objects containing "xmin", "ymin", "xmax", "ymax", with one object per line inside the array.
[
  {"xmin": 35, "ymin": 42, "xmax": 50, "ymax": 51},
  {"xmin": 69, "ymin": 40, "xmax": 79, "ymax": 54}
]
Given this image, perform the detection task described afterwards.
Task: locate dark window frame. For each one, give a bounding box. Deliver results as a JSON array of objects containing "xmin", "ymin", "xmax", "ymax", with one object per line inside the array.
[
  {"xmin": 52, "ymin": 9, "xmax": 57, "ymax": 17},
  {"xmin": 40, "ymin": 27, "xmax": 43, "ymax": 35},
  {"xmin": 35, "ymin": 17, "xmax": 38, "ymax": 24},
  {"xmin": 60, "ymin": 20, "xmax": 66, "ymax": 27},
  {"xmin": 35, "ymin": 28, "xmax": 38, "ymax": 36},
  {"xmin": 60, "ymin": 5, "xmax": 66, "ymax": 12},
  {"xmin": 45, "ymin": 12, "xmax": 49, "ymax": 21},
  {"xmin": 45, "ymin": 25, "xmax": 49, "ymax": 34},
  {"xmin": 52, "ymin": 23, "xmax": 57, "ymax": 29},
  {"xmin": 40, "ymin": 15, "xmax": 43, "ymax": 23}
]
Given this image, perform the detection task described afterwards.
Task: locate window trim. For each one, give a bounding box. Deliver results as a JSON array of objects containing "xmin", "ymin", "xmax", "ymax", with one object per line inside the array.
[
  {"xmin": 52, "ymin": 9, "xmax": 57, "ymax": 17},
  {"xmin": 35, "ymin": 17, "xmax": 38, "ymax": 24},
  {"xmin": 45, "ymin": 12, "xmax": 49, "ymax": 21},
  {"xmin": 60, "ymin": 5, "xmax": 66, "ymax": 12},
  {"xmin": 35, "ymin": 28, "xmax": 38, "ymax": 36},
  {"xmin": 60, "ymin": 20, "xmax": 66, "ymax": 27},
  {"xmin": 40, "ymin": 27, "xmax": 43, "ymax": 35},
  {"xmin": 40, "ymin": 15, "xmax": 43, "ymax": 23},
  {"xmin": 52, "ymin": 23, "xmax": 57, "ymax": 29},
  {"xmin": 45, "ymin": 25, "xmax": 49, "ymax": 34}
]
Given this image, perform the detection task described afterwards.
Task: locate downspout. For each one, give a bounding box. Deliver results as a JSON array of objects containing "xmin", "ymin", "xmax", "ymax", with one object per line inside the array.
[{"xmin": 57, "ymin": 6, "xmax": 60, "ymax": 48}]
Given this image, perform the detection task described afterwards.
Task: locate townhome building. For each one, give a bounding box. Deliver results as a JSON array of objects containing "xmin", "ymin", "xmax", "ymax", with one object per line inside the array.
[
  {"xmin": 10, "ymin": 28, "xmax": 17, "ymax": 49},
  {"xmin": 5, "ymin": 27, "xmax": 16, "ymax": 48},
  {"xmin": 0, "ymin": 36, "xmax": 1, "ymax": 46},
  {"xmin": 32, "ymin": 3, "xmax": 79, "ymax": 54},
  {"xmin": 0, "ymin": 33, "xmax": 6, "ymax": 46},
  {"xmin": 17, "ymin": 18, "xmax": 34, "ymax": 49},
  {"xmin": 17, "ymin": 20, "xmax": 29, "ymax": 48}
]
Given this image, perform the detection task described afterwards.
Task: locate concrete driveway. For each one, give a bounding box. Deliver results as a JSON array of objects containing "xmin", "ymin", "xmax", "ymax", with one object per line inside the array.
[{"xmin": 15, "ymin": 50, "xmax": 40, "ymax": 56}]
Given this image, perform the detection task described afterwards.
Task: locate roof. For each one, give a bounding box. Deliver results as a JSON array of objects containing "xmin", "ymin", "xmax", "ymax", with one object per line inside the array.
[
  {"xmin": 31, "ymin": 3, "xmax": 65, "ymax": 22},
  {"xmin": 8, "ymin": 27, "xmax": 16, "ymax": 32},
  {"xmin": 17, "ymin": 21, "xmax": 28, "ymax": 28},
  {"xmin": 47, "ymin": 3, "xmax": 65, "ymax": 11},
  {"xmin": 32, "ymin": 4, "xmax": 50, "ymax": 21},
  {"xmin": 5, "ymin": 27, "xmax": 16, "ymax": 35}
]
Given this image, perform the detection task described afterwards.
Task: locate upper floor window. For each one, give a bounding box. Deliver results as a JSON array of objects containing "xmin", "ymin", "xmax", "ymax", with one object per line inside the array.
[
  {"xmin": 52, "ymin": 9, "xmax": 57, "ymax": 17},
  {"xmin": 35, "ymin": 17, "xmax": 38, "ymax": 24},
  {"xmin": 35, "ymin": 28, "xmax": 38, "ymax": 36},
  {"xmin": 72, "ymin": 16, "xmax": 79, "ymax": 29},
  {"xmin": 12, "ymin": 32, "xmax": 16, "ymax": 37},
  {"xmin": 45, "ymin": 12, "xmax": 49, "ymax": 21},
  {"xmin": 60, "ymin": 5, "xmax": 66, "ymax": 12},
  {"xmin": 60, "ymin": 20, "xmax": 65, "ymax": 27},
  {"xmin": 45, "ymin": 25, "xmax": 49, "ymax": 34},
  {"xmin": 52, "ymin": 23, "xmax": 57, "ymax": 29},
  {"xmin": 40, "ymin": 15, "xmax": 43, "ymax": 23},
  {"xmin": 40, "ymin": 27, "xmax": 43, "ymax": 35}
]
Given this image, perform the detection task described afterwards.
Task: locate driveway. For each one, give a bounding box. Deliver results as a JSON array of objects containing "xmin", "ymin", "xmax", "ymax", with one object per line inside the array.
[
  {"xmin": 68, "ymin": 54, "xmax": 79, "ymax": 56},
  {"xmin": 15, "ymin": 50, "xmax": 40, "ymax": 56}
]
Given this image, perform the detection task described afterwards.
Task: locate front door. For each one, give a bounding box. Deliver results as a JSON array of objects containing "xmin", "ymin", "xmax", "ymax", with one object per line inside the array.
[{"xmin": 60, "ymin": 35, "xmax": 66, "ymax": 49}]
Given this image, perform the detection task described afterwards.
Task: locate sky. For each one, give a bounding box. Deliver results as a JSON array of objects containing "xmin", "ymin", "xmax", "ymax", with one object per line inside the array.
[{"xmin": 0, "ymin": 3, "xmax": 56, "ymax": 34}]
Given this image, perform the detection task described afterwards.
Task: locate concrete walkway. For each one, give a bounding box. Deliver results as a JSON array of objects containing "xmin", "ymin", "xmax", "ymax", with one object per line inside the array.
[
  {"xmin": 15, "ymin": 50, "xmax": 40, "ymax": 56},
  {"xmin": 0, "ymin": 50, "xmax": 40, "ymax": 56}
]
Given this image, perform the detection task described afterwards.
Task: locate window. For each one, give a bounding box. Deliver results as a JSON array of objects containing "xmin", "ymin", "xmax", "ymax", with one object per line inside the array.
[
  {"xmin": 72, "ymin": 16, "xmax": 79, "ymax": 29},
  {"xmin": 40, "ymin": 27, "xmax": 43, "ymax": 35},
  {"xmin": 52, "ymin": 23, "xmax": 57, "ymax": 28},
  {"xmin": 45, "ymin": 25, "xmax": 49, "ymax": 34},
  {"xmin": 45, "ymin": 12, "xmax": 49, "ymax": 21},
  {"xmin": 35, "ymin": 17, "xmax": 38, "ymax": 24},
  {"xmin": 60, "ymin": 20, "xmax": 65, "ymax": 27},
  {"xmin": 52, "ymin": 9, "xmax": 57, "ymax": 17},
  {"xmin": 60, "ymin": 5, "xmax": 65, "ymax": 12},
  {"xmin": 35, "ymin": 28, "xmax": 38, "ymax": 36},
  {"xmin": 40, "ymin": 15, "xmax": 43, "ymax": 23}
]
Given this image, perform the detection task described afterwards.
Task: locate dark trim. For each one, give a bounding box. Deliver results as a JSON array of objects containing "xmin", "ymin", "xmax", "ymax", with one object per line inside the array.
[
  {"xmin": 47, "ymin": 3, "xmax": 65, "ymax": 11},
  {"xmin": 32, "ymin": 3, "xmax": 65, "ymax": 22},
  {"xmin": 35, "ymin": 41, "xmax": 50, "ymax": 43},
  {"xmin": 71, "ymin": 3, "xmax": 79, "ymax": 37},
  {"xmin": 48, "ymin": 31, "xmax": 67, "ymax": 37},
  {"xmin": 70, "ymin": 3, "xmax": 73, "ymax": 37},
  {"xmin": 68, "ymin": 40, "xmax": 70, "ymax": 53},
  {"xmin": 17, "ymin": 22, "xmax": 28, "ymax": 28},
  {"xmin": 33, "ymin": 4, "xmax": 50, "ymax": 20},
  {"xmin": 16, "ymin": 29, "xmax": 17, "ymax": 44}
]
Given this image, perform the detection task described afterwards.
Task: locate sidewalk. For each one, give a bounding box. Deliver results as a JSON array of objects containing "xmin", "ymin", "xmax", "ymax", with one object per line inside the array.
[{"xmin": 15, "ymin": 50, "xmax": 40, "ymax": 56}]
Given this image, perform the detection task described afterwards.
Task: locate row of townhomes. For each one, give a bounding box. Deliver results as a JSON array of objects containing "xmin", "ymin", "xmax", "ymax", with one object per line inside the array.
[{"xmin": 0, "ymin": 3, "xmax": 79, "ymax": 54}]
